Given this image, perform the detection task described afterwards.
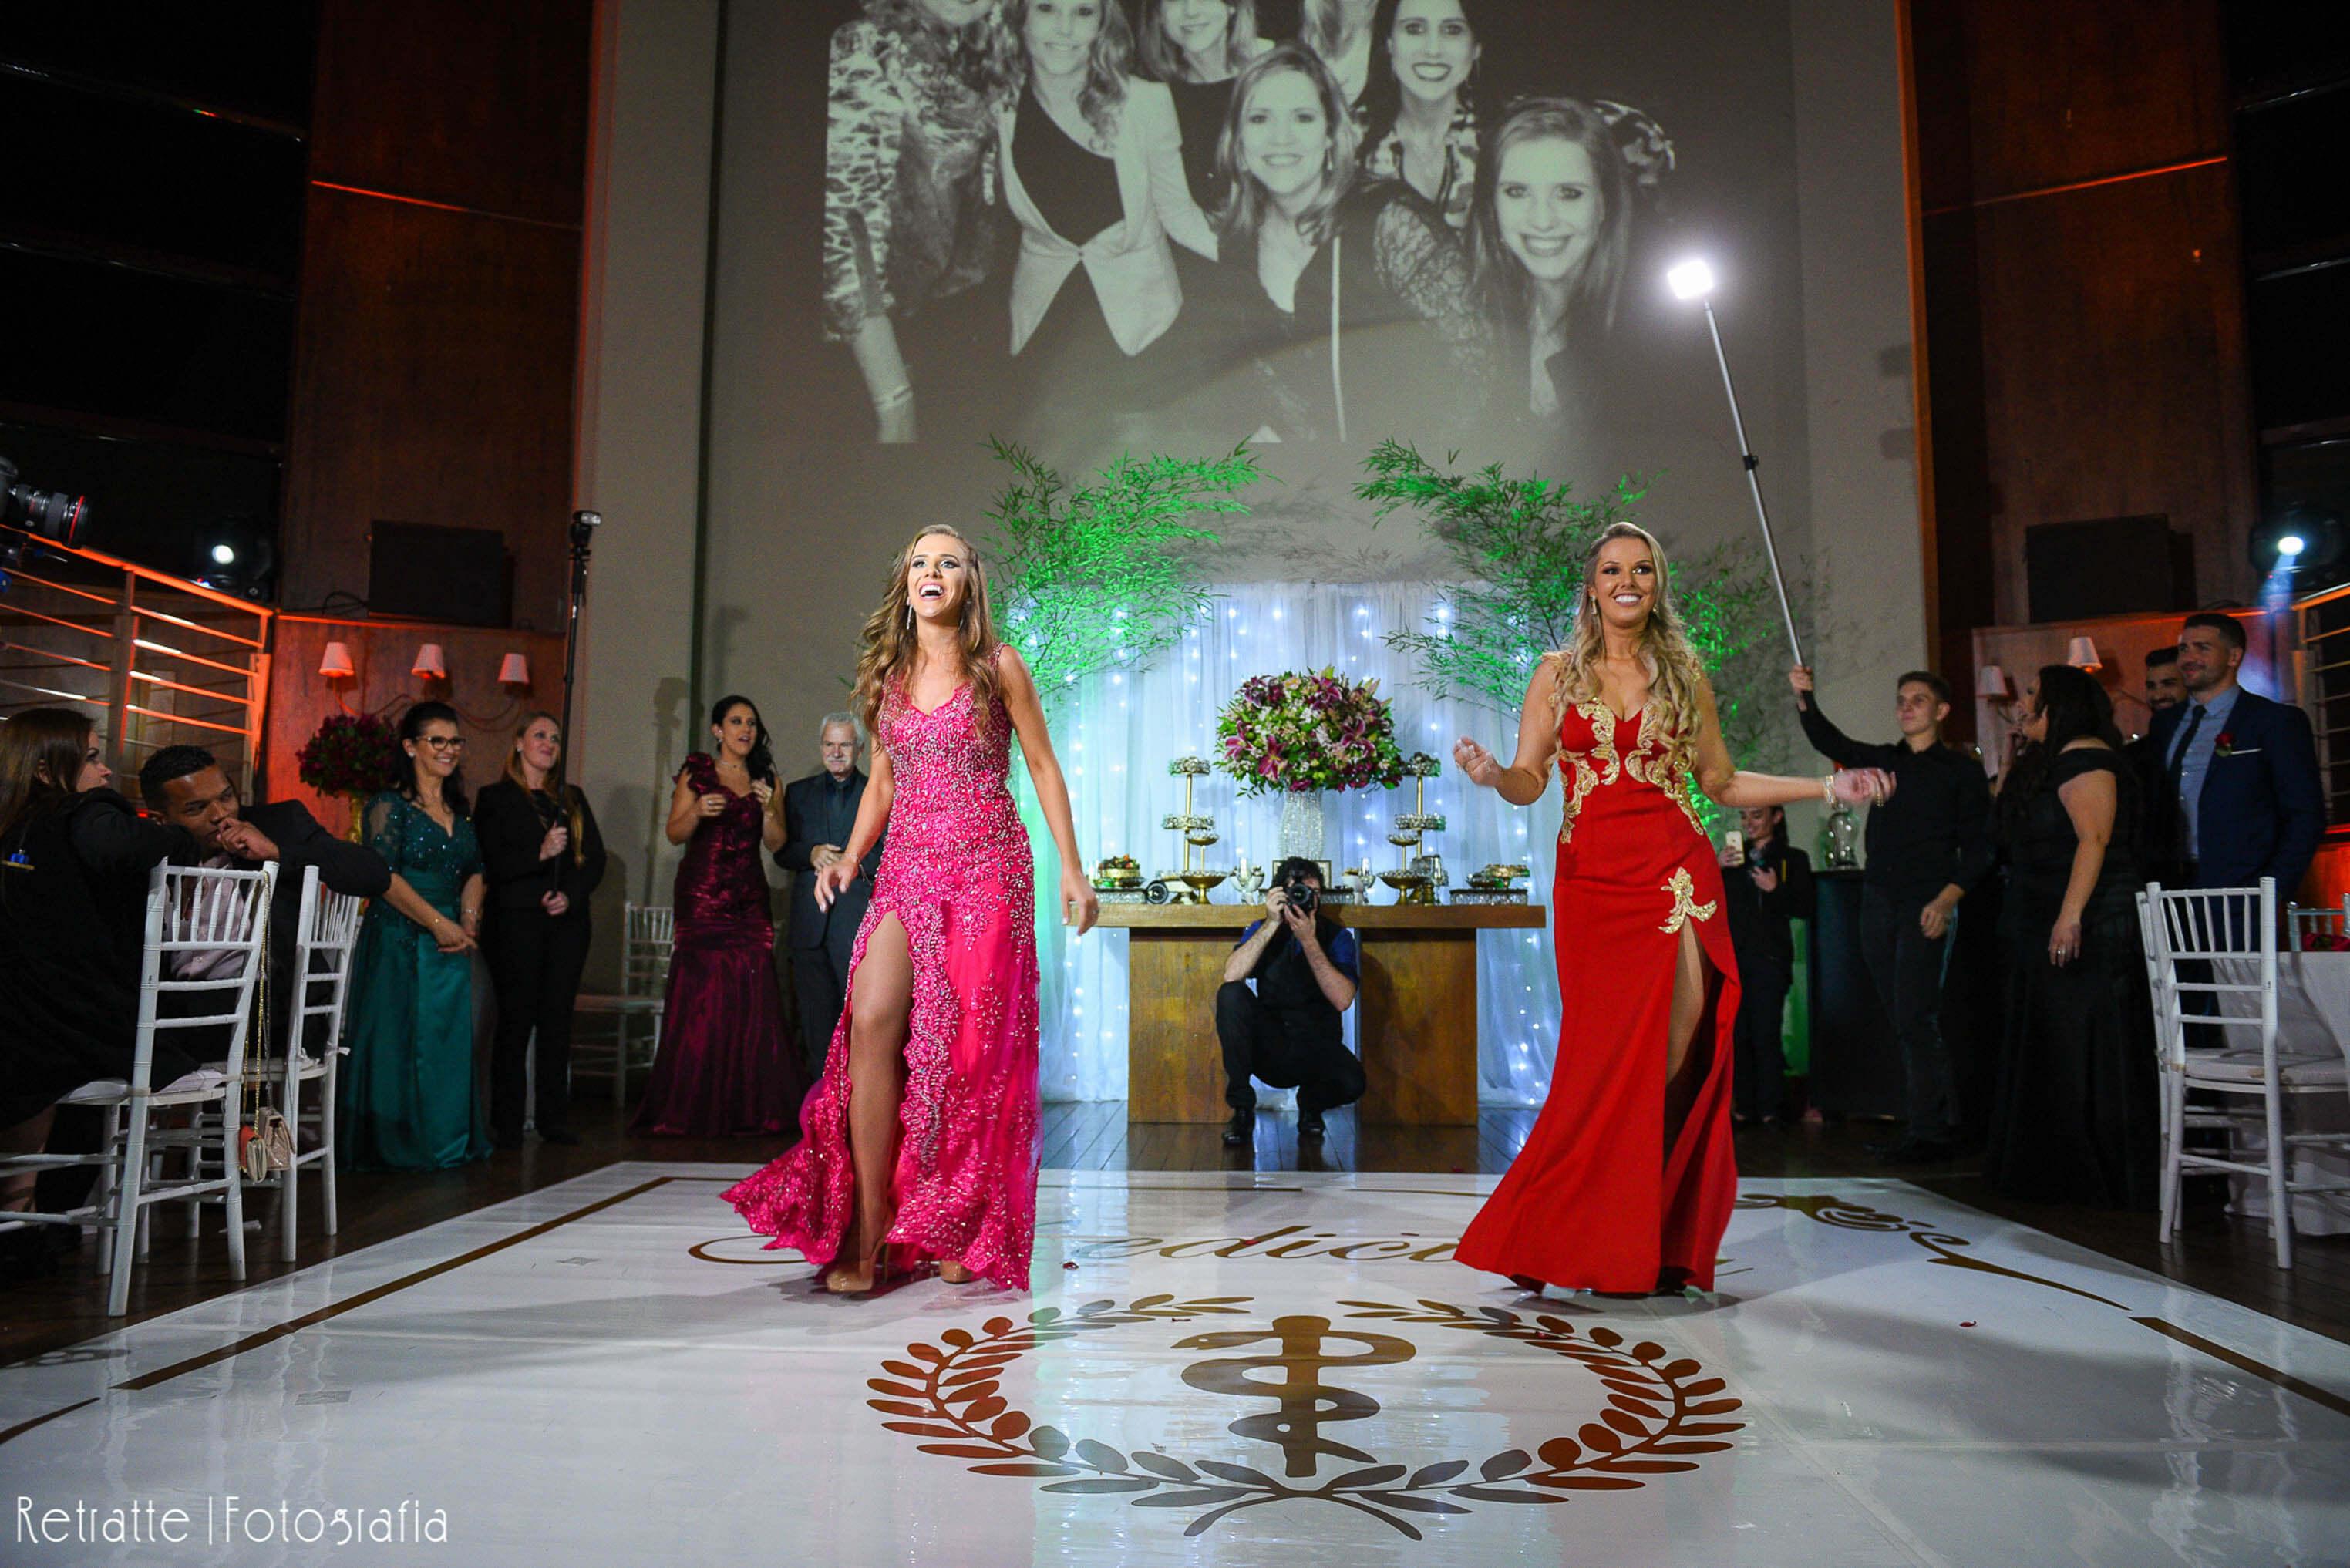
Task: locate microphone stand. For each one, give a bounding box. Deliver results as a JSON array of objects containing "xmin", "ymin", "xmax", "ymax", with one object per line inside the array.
[{"xmin": 557, "ymin": 510, "xmax": 601, "ymax": 799}]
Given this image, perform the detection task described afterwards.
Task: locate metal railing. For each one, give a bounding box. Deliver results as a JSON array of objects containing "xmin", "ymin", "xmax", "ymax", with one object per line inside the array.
[{"xmin": 0, "ymin": 529, "xmax": 272, "ymax": 797}]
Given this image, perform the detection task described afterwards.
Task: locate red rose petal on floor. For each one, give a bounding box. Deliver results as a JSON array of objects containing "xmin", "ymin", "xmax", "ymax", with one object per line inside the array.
[{"xmin": 1961, "ymin": 1321, "xmax": 1976, "ymax": 1327}]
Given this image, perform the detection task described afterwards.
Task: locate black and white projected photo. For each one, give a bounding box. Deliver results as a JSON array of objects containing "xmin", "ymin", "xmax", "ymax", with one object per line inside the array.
[{"xmin": 766, "ymin": 0, "xmax": 1805, "ymax": 493}]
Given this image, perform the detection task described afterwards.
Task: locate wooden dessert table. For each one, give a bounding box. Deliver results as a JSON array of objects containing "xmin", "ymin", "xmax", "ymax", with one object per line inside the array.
[{"xmin": 1096, "ymin": 901, "xmax": 1547, "ymax": 1126}]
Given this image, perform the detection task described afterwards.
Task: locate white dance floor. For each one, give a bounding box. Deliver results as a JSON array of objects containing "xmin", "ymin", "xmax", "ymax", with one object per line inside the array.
[{"xmin": 5, "ymin": 1165, "xmax": 2348, "ymax": 1566}]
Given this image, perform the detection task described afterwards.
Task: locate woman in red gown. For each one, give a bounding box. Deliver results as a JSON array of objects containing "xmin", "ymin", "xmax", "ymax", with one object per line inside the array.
[
  {"xmin": 724, "ymin": 524, "xmax": 1098, "ymax": 1293},
  {"xmin": 1452, "ymin": 523, "xmax": 1890, "ymax": 1294},
  {"xmin": 632, "ymin": 697, "xmax": 803, "ymax": 1137}
]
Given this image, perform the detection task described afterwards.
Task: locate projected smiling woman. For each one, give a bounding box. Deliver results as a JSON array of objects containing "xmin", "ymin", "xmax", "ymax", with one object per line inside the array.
[
  {"xmin": 1466, "ymin": 96, "xmax": 1643, "ymax": 423},
  {"xmin": 1185, "ymin": 42, "xmax": 1481, "ymax": 443}
]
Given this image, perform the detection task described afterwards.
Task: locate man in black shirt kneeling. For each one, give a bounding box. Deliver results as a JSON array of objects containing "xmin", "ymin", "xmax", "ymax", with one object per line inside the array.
[{"xmin": 1218, "ymin": 857, "xmax": 1363, "ymax": 1147}]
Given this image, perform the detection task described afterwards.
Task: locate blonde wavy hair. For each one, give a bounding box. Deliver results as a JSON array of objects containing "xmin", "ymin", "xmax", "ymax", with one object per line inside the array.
[
  {"xmin": 1550, "ymin": 522, "xmax": 1708, "ymax": 776},
  {"xmin": 1004, "ymin": 0, "xmax": 1136, "ymax": 147},
  {"xmin": 852, "ymin": 523, "xmax": 1005, "ymax": 741},
  {"xmin": 501, "ymin": 709, "xmax": 588, "ymax": 866}
]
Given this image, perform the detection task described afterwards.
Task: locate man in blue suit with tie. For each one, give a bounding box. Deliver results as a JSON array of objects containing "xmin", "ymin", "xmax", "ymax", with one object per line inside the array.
[{"xmin": 2149, "ymin": 614, "xmax": 2325, "ymax": 896}]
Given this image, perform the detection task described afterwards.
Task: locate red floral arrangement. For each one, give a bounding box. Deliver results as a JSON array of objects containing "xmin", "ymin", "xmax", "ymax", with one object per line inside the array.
[{"xmin": 296, "ymin": 712, "xmax": 402, "ymax": 796}]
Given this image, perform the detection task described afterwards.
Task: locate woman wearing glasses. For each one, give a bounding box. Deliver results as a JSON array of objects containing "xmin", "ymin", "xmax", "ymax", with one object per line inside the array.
[
  {"xmin": 340, "ymin": 702, "xmax": 492, "ymax": 1170},
  {"xmin": 631, "ymin": 696, "xmax": 803, "ymax": 1138}
]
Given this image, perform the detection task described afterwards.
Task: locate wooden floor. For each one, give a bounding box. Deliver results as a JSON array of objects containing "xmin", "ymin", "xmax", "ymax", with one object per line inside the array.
[{"xmin": 5, "ymin": 1098, "xmax": 2345, "ymax": 1365}]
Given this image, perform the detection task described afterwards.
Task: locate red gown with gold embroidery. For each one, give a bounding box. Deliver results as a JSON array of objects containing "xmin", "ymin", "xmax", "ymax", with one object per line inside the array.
[{"xmin": 1456, "ymin": 699, "xmax": 1741, "ymax": 1292}]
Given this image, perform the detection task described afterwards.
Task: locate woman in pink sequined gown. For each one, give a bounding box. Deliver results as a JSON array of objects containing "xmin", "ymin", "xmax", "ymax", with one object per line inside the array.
[{"xmin": 724, "ymin": 524, "xmax": 1098, "ymax": 1292}]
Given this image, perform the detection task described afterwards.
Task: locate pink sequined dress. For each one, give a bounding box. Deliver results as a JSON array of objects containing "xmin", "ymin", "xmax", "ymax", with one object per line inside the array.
[{"xmin": 722, "ymin": 651, "xmax": 1041, "ymax": 1288}]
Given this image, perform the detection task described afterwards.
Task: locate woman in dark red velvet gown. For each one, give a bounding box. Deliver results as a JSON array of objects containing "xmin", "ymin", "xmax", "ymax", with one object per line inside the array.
[
  {"xmin": 631, "ymin": 696, "xmax": 803, "ymax": 1137},
  {"xmin": 1450, "ymin": 524, "xmax": 1890, "ymax": 1294}
]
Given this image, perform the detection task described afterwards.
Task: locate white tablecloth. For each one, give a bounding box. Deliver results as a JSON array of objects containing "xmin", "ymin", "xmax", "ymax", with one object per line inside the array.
[{"xmin": 2215, "ymin": 950, "xmax": 2350, "ymax": 1233}]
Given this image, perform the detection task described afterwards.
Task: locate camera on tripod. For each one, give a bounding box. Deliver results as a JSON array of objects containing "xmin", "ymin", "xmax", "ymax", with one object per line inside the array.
[{"xmin": 0, "ymin": 457, "xmax": 89, "ymax": 548}]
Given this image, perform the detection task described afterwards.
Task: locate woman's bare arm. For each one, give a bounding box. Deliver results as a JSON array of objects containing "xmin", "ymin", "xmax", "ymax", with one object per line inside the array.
[{"xmin": 1454, "ymin": 656, "xmax": 1566, "ymax": 806}]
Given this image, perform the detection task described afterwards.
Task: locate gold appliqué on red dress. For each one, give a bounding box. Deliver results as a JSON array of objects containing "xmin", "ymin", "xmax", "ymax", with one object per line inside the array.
[
  {"xmin": 1659, "ymin": 866, "xmax": 1718, "ymax": 934},
  {"xmin": 1559, "ymin": 699, "xmax": 1626, "ymax": 846}
]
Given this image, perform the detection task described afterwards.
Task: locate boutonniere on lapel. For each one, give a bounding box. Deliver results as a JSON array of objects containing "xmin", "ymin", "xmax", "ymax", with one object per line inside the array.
[{"xmin": 2214, "ymin": 732, "xmax": 2236, "ymax": 759}]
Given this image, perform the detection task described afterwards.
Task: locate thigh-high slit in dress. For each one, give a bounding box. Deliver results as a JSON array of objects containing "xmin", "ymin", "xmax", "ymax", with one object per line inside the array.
[
  {"xmin": 722, "ymin": 655, "xmax": 1040, "ymax": 1289},
  {"xmin": 1456, "ymin": 701, "xmax": 1742, "ymax": 1293}
]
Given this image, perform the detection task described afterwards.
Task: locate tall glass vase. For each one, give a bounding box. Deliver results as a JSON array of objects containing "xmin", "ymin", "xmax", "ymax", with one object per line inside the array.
[{"xmin": 1276, "ymin": 789, "xmax": 1326, "ymax": 867}]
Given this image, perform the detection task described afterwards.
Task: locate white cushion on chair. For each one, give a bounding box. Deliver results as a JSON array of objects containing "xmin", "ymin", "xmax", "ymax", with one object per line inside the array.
[
  {"xmin": 2180, "ymin": 1050, "xmax": 2348, "ymax": 1087},
  {"xmin": 59, "ymin": 1067, "xmax": 231, "ymax": 1105}
]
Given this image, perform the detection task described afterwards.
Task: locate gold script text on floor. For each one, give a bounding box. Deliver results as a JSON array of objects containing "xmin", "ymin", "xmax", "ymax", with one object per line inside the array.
[{"xmin": 3, "ymin": 1166, "xmax": 2346, "ymax": 1566}]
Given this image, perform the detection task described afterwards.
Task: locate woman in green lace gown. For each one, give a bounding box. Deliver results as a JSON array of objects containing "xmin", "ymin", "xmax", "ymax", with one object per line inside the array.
[{"xmin": 338, "ymin": 702, "xmax": 492, "ymax": 1170}]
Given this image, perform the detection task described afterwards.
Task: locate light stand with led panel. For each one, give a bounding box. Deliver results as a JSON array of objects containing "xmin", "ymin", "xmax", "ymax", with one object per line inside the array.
[{"xmin": 1666, "ymin": 257, "xmax": 1803, "ymax": 666}]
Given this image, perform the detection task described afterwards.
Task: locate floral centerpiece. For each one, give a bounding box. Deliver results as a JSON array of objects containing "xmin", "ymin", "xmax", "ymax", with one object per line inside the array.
[
  {"xmin": 298, "ymin": 712, "xmax": 402, "ymax": 839},
  {"xmin": 1216, "ymin": 669, "xmax": 1408, "ymax": 796}
]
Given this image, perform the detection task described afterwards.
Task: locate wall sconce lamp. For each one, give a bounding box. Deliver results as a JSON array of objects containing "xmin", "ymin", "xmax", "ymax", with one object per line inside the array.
[
  {"xmin": 318, "ymin": 640, "xmax": 359, "ymax": 713},
  {"xmin": 1976, "ymin": 664, "xmax": 2010, "ymax": 702},
  {"xmin": 412, "ymin": 643, "xmax": 448, "ymax": 681},
  {"xmin": 497, "ymin": 652, "xmax": 532, "ymax": 689},
  {"xmin": 2066, "ymin": 637, "xmax": 2102, "ymax": 671}
]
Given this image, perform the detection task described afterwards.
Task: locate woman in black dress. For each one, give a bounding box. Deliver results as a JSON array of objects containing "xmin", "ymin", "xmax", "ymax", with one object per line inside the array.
[
  {"xmin": 1986, "ymin": 664, "xmax": 2160, "ymax": 1208},
  {"xmin": 1138, "ymin": 0, "xmax": 1271, "ymax": 212},
  {"xmin": 0, "ymin": 708, "xmax": 194, "ymax": 1214},
  {"xmin": 998, "ymin": 0, "xmax": 1216, "ymax": 444},
  {"xmin": 475, "ymin": 712, "xmax": 608, "ymax": 1149},
  {"xmin": 1183, "ymin": 42, "xmax": 1481, "ymax": 445}
]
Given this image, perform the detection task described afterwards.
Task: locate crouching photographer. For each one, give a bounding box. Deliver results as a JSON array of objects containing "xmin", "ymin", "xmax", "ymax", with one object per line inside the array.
[{"xmin": 1217, "ymin": 857, "xmax": 1365, "ymax": 1147}]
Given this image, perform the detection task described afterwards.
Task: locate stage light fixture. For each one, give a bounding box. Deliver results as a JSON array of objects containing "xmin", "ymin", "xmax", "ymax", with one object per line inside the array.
[
  {"xmin": 1666, "ymin": 258, "xmax": 1716, "ymax": 300},
  {"xmin": 2250, "ymin": 504, "xmax": 2345, "ymax": 582},
  {"xmin": 191, "ymin": 516, "xmax": 276, "ymax": 601}
]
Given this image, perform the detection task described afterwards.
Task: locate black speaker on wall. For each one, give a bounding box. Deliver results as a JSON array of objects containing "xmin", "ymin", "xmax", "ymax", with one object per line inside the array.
[
  {"xmin": 368, "ymin": 521, "xmax": 510, "ymax": 627},
  {"xmin": 2024, "ymin": 516, "xmax": 2190, "ymax": 623}
]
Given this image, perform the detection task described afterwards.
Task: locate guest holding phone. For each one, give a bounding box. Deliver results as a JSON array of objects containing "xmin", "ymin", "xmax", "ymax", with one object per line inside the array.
[{"xmin": 1719, "ymin": 804, "xmax": 1814, "ymax": 1126}]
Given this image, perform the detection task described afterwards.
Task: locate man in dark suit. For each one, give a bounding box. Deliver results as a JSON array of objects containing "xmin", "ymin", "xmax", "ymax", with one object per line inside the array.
[
  {"xmin": 1720, "ymin": 804, "xmax": 1816, "ymax": 1126},
  {"xmin": 2124, "ymin": 647, "xmax": 2187, "ymax": 877},
  {"xmin": 139, "ymin": 745, "xmax": 392, "ymax": 1055},
  {"xmin": 777, "ymin": 714, "xmax": 882, "ymax": 1078},
  {"xmin": 2147, "ymin": 613, "xmax": 2325, "ymax": 897}
]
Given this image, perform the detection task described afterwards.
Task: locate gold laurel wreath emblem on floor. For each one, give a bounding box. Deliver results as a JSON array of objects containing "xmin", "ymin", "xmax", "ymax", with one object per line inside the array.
[{"xmin": 865, "ymin": 1294, "xmax": 1746, "ymax": 1539}]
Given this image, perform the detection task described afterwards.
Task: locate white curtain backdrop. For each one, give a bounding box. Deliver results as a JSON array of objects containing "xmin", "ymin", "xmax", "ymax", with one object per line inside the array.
[{"xmin": 1024, "ymin": 581, "xmax": 1564, "ymax": 1106}]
